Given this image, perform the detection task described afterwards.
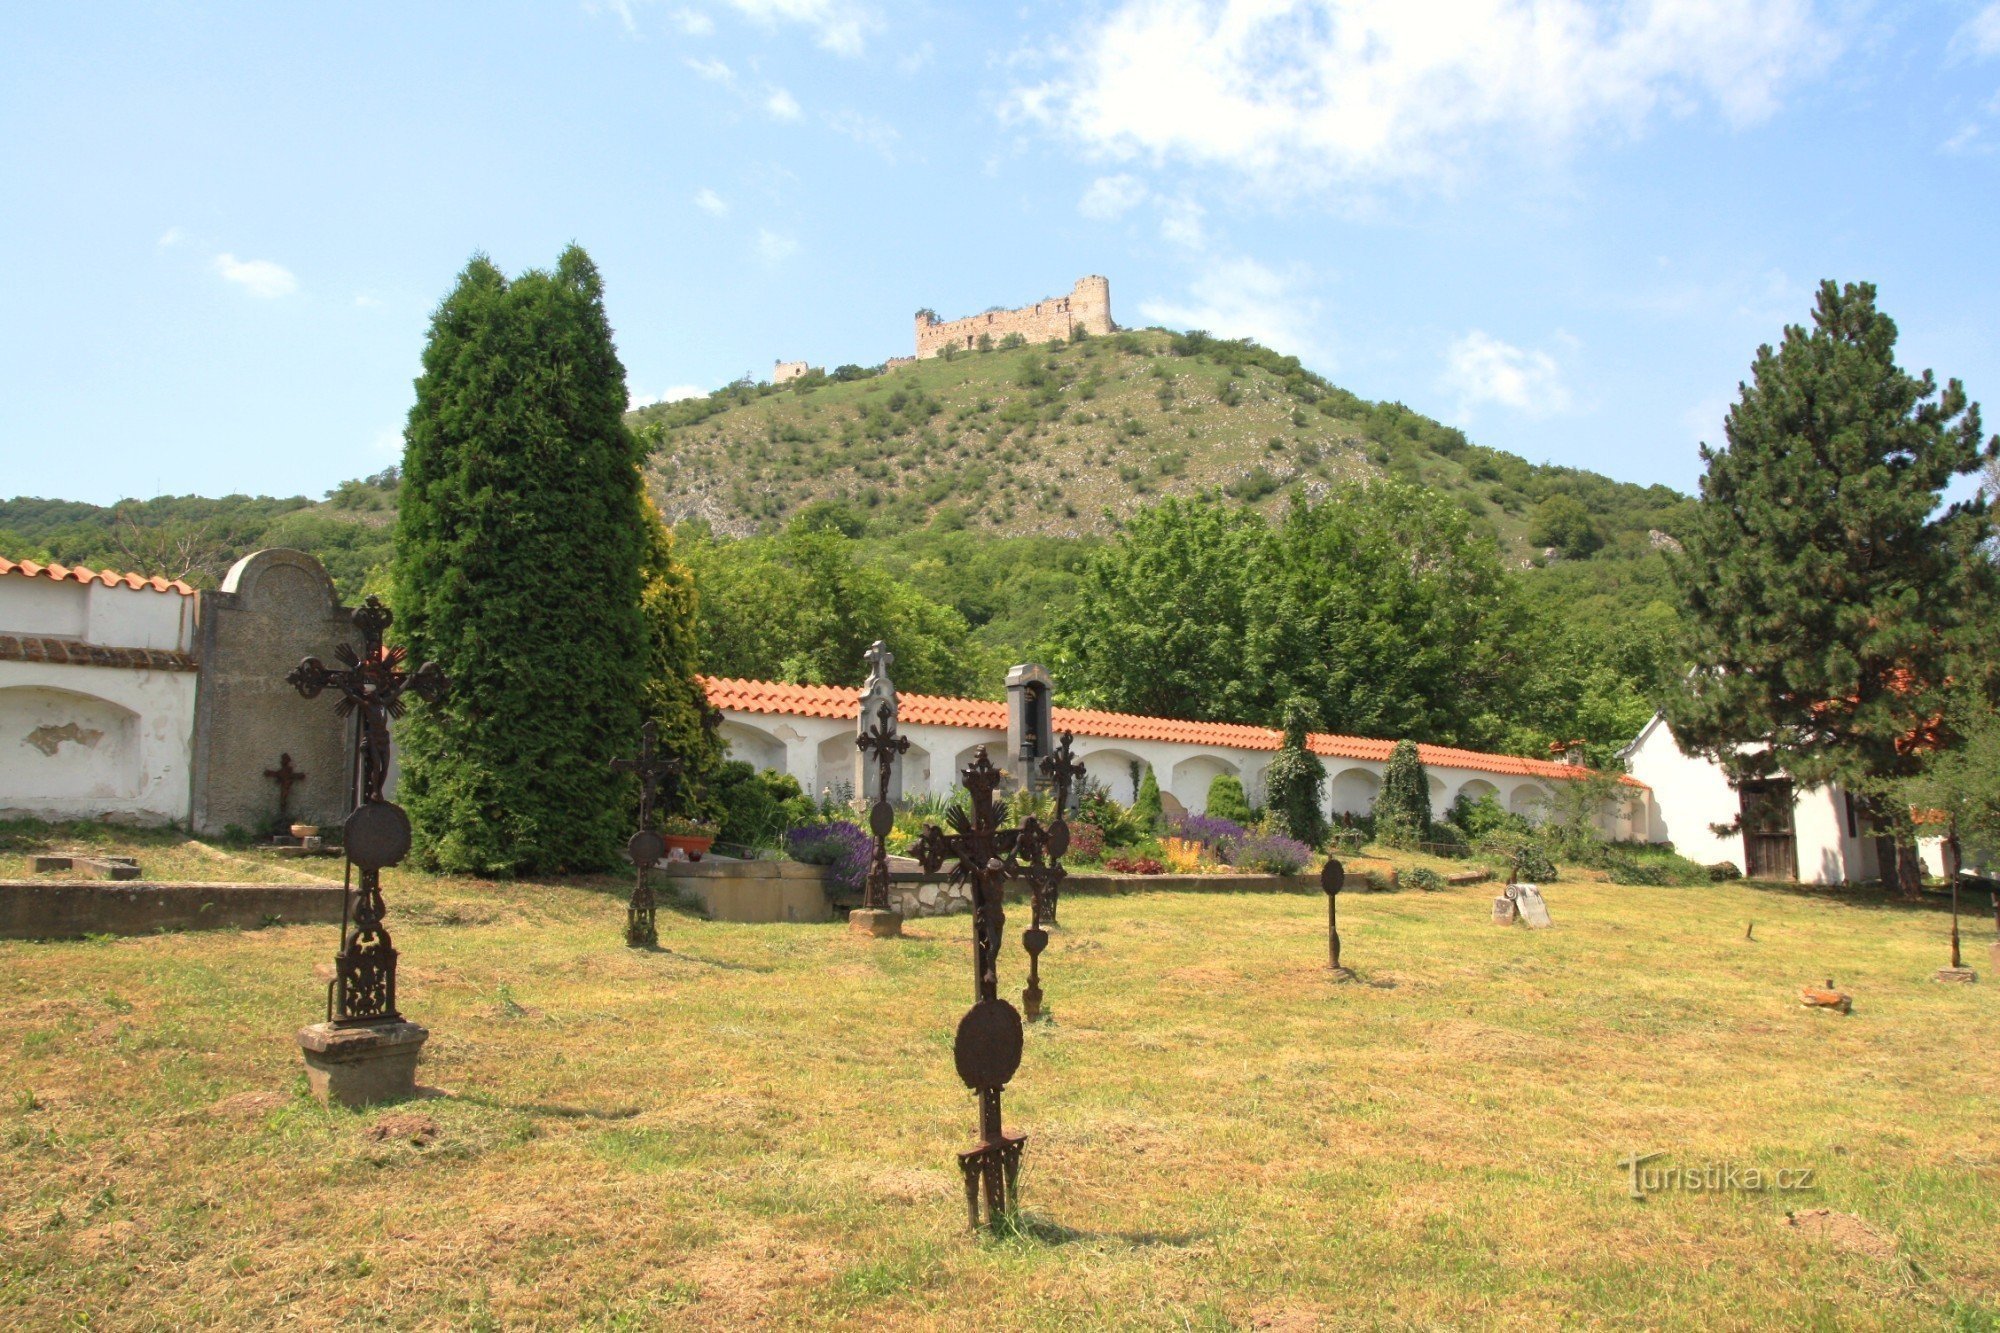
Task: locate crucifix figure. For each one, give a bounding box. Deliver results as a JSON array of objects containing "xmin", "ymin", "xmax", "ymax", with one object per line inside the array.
[
  {"xmin": 611, "ymin": 720, "xmax": 682, "ymax": 948},
  {"xmin": 286, "ymin": 596, "xmax": 448, "ymax": 1026},
  {"xmin": 856, "ymin": 702, "xmax": 910, "ymax": 915},
  {"xmin": 265, "ymin": 752, "xmax": 305, "ymax": 823},
  {"xmin": 912, "ymin": 744, "xmax": 1080, "ymax": 1230}
]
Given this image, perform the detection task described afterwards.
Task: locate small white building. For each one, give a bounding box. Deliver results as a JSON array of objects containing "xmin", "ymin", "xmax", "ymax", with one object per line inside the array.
[
  {"xmin": 0, "ymin": 557, "xmax": 200, "ymax": 824},
  {"xmin": 1621, "ymin": 712, "xmax": 1947, "ymax": 884},
  {"xmin": 701, "ymin": 673, "xmax": 1649, "ymax": 836}
]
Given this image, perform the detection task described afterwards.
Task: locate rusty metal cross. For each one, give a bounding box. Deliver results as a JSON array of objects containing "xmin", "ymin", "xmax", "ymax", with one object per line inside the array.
[{"xmin": 856, "ymin": 702, "xmax": 910, "ymax": 913}]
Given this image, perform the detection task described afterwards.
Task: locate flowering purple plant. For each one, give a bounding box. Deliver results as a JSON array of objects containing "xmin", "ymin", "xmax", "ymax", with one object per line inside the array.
[
  {"xmin": 786, "ymin": 820, "xmax": 872, "ymax": 893},
  {"xmin": 1168, "ymin": 813, "xmax": 1249, "ymax": 849},
  {"xmin": 1231, "ymin": 833, "xmax": 1313, "ymax": 875}
]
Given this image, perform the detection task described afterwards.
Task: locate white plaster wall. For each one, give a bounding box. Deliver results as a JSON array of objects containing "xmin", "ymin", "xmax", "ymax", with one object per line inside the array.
[
  {"xmin": 0, "ymin": 578, "xmax": 86, "ymax": 637},
  {"xmin": 1793, "ymin": 786, "xmax": 1858, "ymax": 886},
  {"xmin": 1622, "ymin": 717, "xmax": 1744, "ymax": 867},
  {"xmin": 0, "ymin": 663, "xmax": 196, "ymax": 824}
]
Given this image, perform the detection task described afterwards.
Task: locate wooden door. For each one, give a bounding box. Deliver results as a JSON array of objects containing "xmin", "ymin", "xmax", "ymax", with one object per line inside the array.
[{"xmin": 1739, "ymin": 779, "xmax": 1798, "ymax": 881}]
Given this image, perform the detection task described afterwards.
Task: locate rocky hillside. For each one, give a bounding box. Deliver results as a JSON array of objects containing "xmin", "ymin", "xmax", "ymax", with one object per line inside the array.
[{"xmin": 631, "ymin": 328, "xmax": 1692, "ymax": 563}]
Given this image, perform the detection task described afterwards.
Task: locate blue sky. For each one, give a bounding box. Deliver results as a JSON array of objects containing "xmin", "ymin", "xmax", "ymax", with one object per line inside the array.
[{"xmin": 4, "ymin": 1, "xmax": 1998, "ymax": 507}]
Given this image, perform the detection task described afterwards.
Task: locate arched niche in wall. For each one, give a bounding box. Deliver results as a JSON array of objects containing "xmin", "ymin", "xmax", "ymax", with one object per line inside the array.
[
  {"xmin": 0, "ymin": 685, "xmax": 142, "ymax": 803},
  {"xmin": 1328, "ymin": 767, "xmax": 1381, "ymax": 817},
  {"xmin": 1169, "ymin": 755, "xmax": 1239, "ymax": 814},
  {"xmin": 1071, "ymin": 746, "xmax": 1143, "ymax": 804},
  {"xmin": 1510, "ymin": 783, "xmax": 1554, "ymax": 821},
  {"xmin": 716, "ymin": 719, "xmax": 786, "ymax": 774}
]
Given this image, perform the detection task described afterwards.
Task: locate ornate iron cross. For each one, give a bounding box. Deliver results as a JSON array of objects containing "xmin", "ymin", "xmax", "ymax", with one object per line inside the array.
[
  {"xmin": 911, "ymin": 744, "xmax": 1081, "ymax": 1230},
  {"xmin": 286, "ymin": 596, "xmax": 448, "ymax": 1027},
  {"xmin": 612, "ymin": 720, "xmax": 682, "ymax": 948},
  {"xmin": 856, "ymin": 702, "xmax": 909, "ymax": 913},
  {"xmin": 264, "ymin": 752, "xmax": 305, "ymax": 822}
]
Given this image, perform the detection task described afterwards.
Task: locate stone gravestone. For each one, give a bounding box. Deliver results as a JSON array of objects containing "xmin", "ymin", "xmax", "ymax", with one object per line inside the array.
[
  {"xmin": 1492, "ymin": 891, "xmax": 1518, "ymax": 925},
  {"xmin": 189, "ymin": 550, "xmax": 354, "ymax": 836},
  {"xmin": 1513, "ymin": 884, "xmax": 1554, "ymax": 930},
  {"xmin": 854, "ymin": 640, "xmax": 902, "ymax": 804}
]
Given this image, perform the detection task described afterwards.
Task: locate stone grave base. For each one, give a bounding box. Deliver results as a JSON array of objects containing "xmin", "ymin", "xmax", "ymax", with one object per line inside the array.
[
  {"xmin": 848, "ymin": 907, "xmax": 902, "ymax": 938},
  {"xmin": 1934, "ymin": 966, "xmax": 1978, "ymax": 984},
  {"xmin": 298, "ymin": 1020, "xmax": 429, "ymax": 1108}
]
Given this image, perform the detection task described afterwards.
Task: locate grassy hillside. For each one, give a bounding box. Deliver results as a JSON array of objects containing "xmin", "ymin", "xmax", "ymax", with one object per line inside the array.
[{"xmin": 633, "ymin": 328, "xmax": 1693, "ymax": 565}]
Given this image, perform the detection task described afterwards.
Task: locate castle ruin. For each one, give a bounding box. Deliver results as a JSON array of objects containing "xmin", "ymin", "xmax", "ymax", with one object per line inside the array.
[
  {"xmin": 772, "ymin": 359, "xmax": 814, "ymax": 384},
  {"xmin": 914, "ymin": 276, "xmax": 1112, "ymax": 359}
]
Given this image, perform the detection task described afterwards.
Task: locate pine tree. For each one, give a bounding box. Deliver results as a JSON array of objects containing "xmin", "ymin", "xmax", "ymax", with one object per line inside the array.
[
  {"xmin": 1204, "ymin": 773, "xmax": 1254, "ymax": 824},
  {"xmin": 1264, "ymin": 698, "xmax": 1327, "ymax": 847},
  {"xmin": 1376, "ymin": 739, "xmax": 1432, "ymax": 849},
  {"xmin": 393, "ymin": 247, "xmax": 652, "ymax": 875},
  {"xmin": 1132, "ymin": 764, "xmax": 1164, "ymax": 832},
  {"xmin": 1668, "ymin": 281, "xmax": 1997, "ymax": 892}
]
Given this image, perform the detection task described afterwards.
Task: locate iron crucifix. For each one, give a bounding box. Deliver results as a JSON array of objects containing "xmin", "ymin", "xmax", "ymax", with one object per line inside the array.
[
  {"xmin": 265, "ymin": 753, "xmax": 305, "ymax": 822},
  {"xmin": 286, "ymin": 596, "xmax": 448, "ymax": 1026},
  {"xmin": 1015, "ymin": 732, "xmax": 1085, "ymax": 1019},
  {"xmin": 856, "ymin": 702, "xmax": 909, "ymax": 913},
  {"xmin": 612, "ymin": 720, "xmax": 682, "ymax": 948}
]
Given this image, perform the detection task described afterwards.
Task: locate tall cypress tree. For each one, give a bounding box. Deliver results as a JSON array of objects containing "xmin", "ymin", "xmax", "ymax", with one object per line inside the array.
[
  {"xmin": 1668, "ymin": 281, "xmax": 1996, "ymax": 889},
  {"xmin": 1264, "ymin": 697, "xmax": 1328, "ymax": 848},
  {"xmin": 393, "ymin": 247, "xmax": 651, "ymax": 875}
]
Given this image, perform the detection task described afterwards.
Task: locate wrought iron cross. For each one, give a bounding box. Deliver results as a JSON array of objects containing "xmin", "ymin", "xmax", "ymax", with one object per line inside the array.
[
  {"xmin": 911, "ymin": 744, "xmax": 1079, "ymax": 1230},
  {"xmin": 856, "ymin": 702, "xmax": 909, "ymax": 913},
  {"xmin": 611, "ymin": 720, "xmax": 683, "ymax": 948},
  {"xmin": 286, "ymin": 596, "xmax": 448, "ymax": 1027},
  {"xmin": 265, "ymin": 752, "xmax": 305, "ymax": 821}
]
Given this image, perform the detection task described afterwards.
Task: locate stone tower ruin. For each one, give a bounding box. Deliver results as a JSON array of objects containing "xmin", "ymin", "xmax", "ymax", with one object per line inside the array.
[{"xmin": 914, "ymin": 276, "xmax": 1112, "ymax": 359}]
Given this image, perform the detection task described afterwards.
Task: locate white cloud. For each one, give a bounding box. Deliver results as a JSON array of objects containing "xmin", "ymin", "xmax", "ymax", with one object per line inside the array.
[
  {"xmin": 631, "ymin": 385, "xmax": 708, "ymax": 408},
  {"xmin": 1012, "ymin": 0, "xmax": 1841, "ymax": 196},
  {"xmin": 765, "ymin": 86, "xmax": 803, "ymax": 120},
  {"xmin": 723, "ymin": 0, "xmax": 878, "ymax": 57},
  {"xmin": 672, "ymin": 7, "xmax": 715, "ymax": 35},
  {"xmin": 1443, "ymin": 330, "xmax": 1571, "ymax": 417},
  {"xmin": 1139, "ymin": 257, "xmax": 1326, "ymax": 362},
  {"xmin": 1954, "ymin": 3, "xmax": 2000, "ymax": 59},
  {"xmin": 823, "ymin": 108, "xmax": 900, "ymax": 156},
  {"xmin": 211, "ymin": 253, "xmax": 298, "ymax": 299},
  {"xmin": 695, "ymin": 187, "xmax": 730, "ymax": 216},
  {"xmin": 1079, "ymin": 173, "xmax": 1149, "ymax": 220},
  {"xmin": 686, "ymin": 54, "xmax": 735, "ymax": 83},
  {"xmin": 756, "ymin": 228, "xmax": 799, "ymax": 263},
  {"xmin": 354, "ymin": 293, "xmax": 383, "ymax": 308},
  {"xmin": 897, "ymin": 41, "xmax": 934, "ymax": 75},
  {"xmin": 585, "ymin": 0, "xmax": 640, "ymax": 33},
  {"xmin": 1159, "ymin": 196, "xmax": 1206, "ymax": 249},
  {"xmin": 156, "ymin": 227, "xmax": 184, "ymax": 249}
]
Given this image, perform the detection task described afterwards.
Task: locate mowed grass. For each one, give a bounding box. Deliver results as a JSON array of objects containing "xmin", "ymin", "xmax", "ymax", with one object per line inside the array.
[{"xmin": 2, "ymin": 850, "xmax": 1997, "ymax": 1330}]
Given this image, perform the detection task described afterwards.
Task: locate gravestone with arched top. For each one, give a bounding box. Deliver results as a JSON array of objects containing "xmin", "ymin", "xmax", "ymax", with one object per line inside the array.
[{"xmin": 188, "ymin": 549, "xmax": 355, "ymax": 835}]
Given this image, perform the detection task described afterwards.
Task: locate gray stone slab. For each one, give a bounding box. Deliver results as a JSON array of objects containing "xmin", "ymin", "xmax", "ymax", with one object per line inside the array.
[
  {"xmin": 188, "ymin": 550, "xmax": 356, "ymax": 837},
  {"xmin": 1514, "ymin": 884, "xmax": 1553, "ymax": 929},
  {"xmin": 0, "ymin": 880, "xmax": 345, "ymax": 938}
]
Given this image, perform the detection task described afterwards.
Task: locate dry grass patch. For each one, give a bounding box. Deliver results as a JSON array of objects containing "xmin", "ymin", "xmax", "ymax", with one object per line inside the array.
[{"xmin": 0, "ymin": 831, "xmax": 1996, "ymax": 1328}]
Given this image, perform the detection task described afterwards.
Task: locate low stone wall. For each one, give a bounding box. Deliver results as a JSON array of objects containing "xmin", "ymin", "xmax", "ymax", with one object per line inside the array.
[
  {"xmin": 0, "ymin": 880, "xmax": 345, "ymax": 939},
  {"xmin": 660, "ymin": 859, "xmax": 833, "ymax": 924}
]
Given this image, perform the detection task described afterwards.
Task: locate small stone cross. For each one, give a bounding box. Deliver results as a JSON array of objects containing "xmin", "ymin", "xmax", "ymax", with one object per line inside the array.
[
  {"xmin": 864, "ymin": 639, "xmax": 895, "ymax": 686},
  {"xmin": 264, "ymin": 752, "xmax": 305, "ymax": 820}
]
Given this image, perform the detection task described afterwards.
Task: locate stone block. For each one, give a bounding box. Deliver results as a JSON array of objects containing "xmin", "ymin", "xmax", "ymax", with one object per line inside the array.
[
  {"xmin": 1934, "ymin": 967, "xmax": 1978, "ymax": 984},
  {"xmin": 848, "ymin": 908, "xmax": 902, "ymax": 938},
  {"xmin": 1492, "ymin": 896, "xmax": 1518, "ymax": 925},
  {"xmin": 297, "ymin": 1021, "xmax": 428, "ymax": 1108}
]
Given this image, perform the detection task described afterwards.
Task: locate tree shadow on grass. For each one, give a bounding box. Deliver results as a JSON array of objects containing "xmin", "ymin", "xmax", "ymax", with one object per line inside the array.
[
  {"xmin": 1732, "ymin": 878, "xmax": 1979, "ymax": 917},
  {"xmin": 437, "ymin": 1089, "xmax": 644, "ymax": 1121}
]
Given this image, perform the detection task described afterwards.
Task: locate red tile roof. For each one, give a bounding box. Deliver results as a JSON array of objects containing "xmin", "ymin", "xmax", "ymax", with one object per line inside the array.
[
  {"xmin": 0, "ymin": 556, "xmax": 194, "ymax": 596},
  {"xmin": 699, "ymin": 676, "xmax": 1643, "ymax": 787}
]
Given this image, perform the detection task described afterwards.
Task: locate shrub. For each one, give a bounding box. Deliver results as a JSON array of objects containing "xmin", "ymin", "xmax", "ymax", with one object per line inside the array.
[
  {"xmin": 1265, "ymin": 699, "xmax": 1327, "ymax": 848},
  {"xmin": 1168, "ymin": 812, "xmax": 1249, "ymax": 850},
  {"xmin": 1404, "ymin": 866, "xmax": 1445, "ymax": 892},
  {"xmin": 1133, "ymin": 766, "xmax": 1164, "ymax": 833},
  {"xmin": 1423, "ymin": 822, "xmax": 1470, "ymax": 857},
  {"xmin": 1160, "ymin": 837, "xmax": 1205, "ymax": 873},
  {"xmin": 1077, "ymin": 779, "xmax": 1141, "ymax": 847},
  {"xmin": 785, "ymin": 821, "xmax": 871, "ymax": 893},
  {"xmin": 1106, "ymin": 855, "xmax": 1166, "ymax": 875},
  {"xmin": 1599, "ymin": 844, "xmax": 1711, "ymax": 887},
  {"xmin": 1478, "ymin": 831, "xmax": 1557, "ymax": 882},
  {"xmin": 1708, "ymin": 860, "xmax": 1743, "ymax": 882},
  {"xmin": 1204, "ymin": 774, "xmax": 1254, "ymax": 824},
  {"xmin": 711, "ymin": 761, "xmax": 814, "ymax": 849},
  {"xmin": 1067, "ymin": 822, "xmax": 1106, "ymax": 863},
  {"xmin": 1447, "ymin": 792, "xmax": 1526, "ymax": 840},
  {"xmin": 1376, "ymin": 740, "xmax": 1432, "ymax": 849},
  {"xmin": 1232, "ymin": 833, "xmax": 1313, "ymax": 875}
]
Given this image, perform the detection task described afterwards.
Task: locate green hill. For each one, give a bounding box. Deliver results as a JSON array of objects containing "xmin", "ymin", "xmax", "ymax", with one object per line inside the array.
[{"xmin": 632, "ymin": 327, "xmax": 1693, "ymax": 564}]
